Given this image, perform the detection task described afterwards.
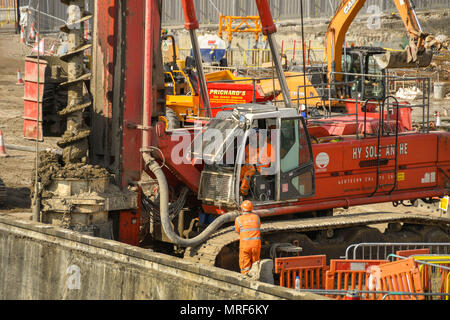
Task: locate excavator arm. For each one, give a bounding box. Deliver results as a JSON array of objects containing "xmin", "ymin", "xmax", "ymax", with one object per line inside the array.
[{"xmin": 325, "ymin": 0, "xmax": 434, "ymax": 82}]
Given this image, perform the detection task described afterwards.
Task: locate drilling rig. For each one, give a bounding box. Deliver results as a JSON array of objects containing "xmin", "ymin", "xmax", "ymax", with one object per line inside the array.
[
  {"xmin": 37, "ymin": 0, "xmax": 137, "ymax": 237},
  {"xmin": 35, "ymin": 0, "xmax": 450, "ymax": 272}
]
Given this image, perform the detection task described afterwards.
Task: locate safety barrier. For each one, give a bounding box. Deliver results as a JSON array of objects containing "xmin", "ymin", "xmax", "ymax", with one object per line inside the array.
[
  {"xmin": 0, "ymin": 0, "xmax": 15, "ymax": 27},
  {"xmin": 276, "ymin": 253, "xmax": 450, "ymax": 300},
  {"xmin": 344, "ymin": 242, "xmax": 450, "ymax": 260},
  {"xmin": 275, "ymin": 255, "xmax": 327, "ymax": 290},
  {"xmin": 396, "ymin": 249, "xmax": 431, "ymax": 291},
  {"xmin": 410, "ymin": 255, "xmax": 450, "ymax": 301},
  {"xmin": 0, "ymin": 0, "xmax": 14, "ymax": 7},
  {"xmin": 371, "ymin": 258, "xmax": 425, "ymax": 300},
  {"xmin": 324, "ymin": 259, "xmax": 388, "ymax": 300}
]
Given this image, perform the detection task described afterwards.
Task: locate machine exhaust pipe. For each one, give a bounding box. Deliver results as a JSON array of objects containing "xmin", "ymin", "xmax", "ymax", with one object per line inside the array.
[{"xmin": 143, "ymin": 153, "xmax": 239, "ymax": 248}]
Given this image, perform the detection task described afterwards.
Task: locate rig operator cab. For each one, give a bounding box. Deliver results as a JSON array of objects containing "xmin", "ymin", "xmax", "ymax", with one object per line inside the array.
[{"xmin": 195, "ymin": 104, "xmax": 315, "ymax": 210}]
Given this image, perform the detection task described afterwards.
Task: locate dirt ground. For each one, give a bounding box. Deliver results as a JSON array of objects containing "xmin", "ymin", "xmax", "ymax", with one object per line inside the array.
[
  {"xmin": 0, "ymin": 33, "xmax": 58, "ymax": 217},
  {"xmin": 0, "ymin": 27, "xmax": 448, "ymax": 220}
]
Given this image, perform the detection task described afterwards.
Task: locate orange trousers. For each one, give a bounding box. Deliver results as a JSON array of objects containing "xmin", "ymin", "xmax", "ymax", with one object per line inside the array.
[
  {"xmin": 239, "ymin": 246, "xmax": 261, "ymax": 275},
  {"xmin": 240, "ymin": 165, "xmax": 256, "ymax": 195}
]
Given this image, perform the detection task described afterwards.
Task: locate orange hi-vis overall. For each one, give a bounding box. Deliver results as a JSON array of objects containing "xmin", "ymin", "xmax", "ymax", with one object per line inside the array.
[
  {"xmin": 240, "ymin": 142, "xmax": 274, "ymax": 196},
  {"xmin": 235, "ymin": 212, "xmax": 261, "ymax": 274}
]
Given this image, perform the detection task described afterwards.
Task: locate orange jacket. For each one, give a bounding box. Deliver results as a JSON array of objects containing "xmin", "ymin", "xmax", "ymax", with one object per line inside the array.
[
  {"xmin": 235, "ymin": 213, "xmax": 261, "ymax": 249},
  {"xmin": 244, "ymin": 143, "xmax": 274, "ymax": 174}
]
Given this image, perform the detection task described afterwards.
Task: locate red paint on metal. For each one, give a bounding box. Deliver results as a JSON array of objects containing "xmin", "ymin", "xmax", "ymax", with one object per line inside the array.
[
  {"xmin": 119, "ymin": 209, "xmax": 140, "ymax": 246},
  {"xmin": 255, "ymin": 0, "xmax": 277, "ymax": 35},
  {"xmin": 23, "ymin": 57, "xmax": 47, "ymax": 141},
  {"xmin": 206, "ymin": 82, "xmax": 272, "ymax": 117},
  {"xmin": 156, "ymin": 128, "xmax": 202, "ymax": 193},
  {"xmin": 181, "ymin": 0, "xmax": 199, "ymax": 30},
  {"xmin": 122, "ymin": 0, "xmax": 145, "ymax": 187},
  {"xmin": 96, "ymin": 0, "xmax": 116, "ymax": 120},
  {"xmin": 200, "ymin": 131, "xmax": 449, "ymax": 216},
  {"xmin": 344, "ymin": 99, "xmax": 413, "ymax": 131}
]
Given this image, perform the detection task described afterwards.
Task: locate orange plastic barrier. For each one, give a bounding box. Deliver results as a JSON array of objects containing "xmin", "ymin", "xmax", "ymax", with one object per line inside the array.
[
  {"xmin": 371, "ymin": 258, "xmax": 425, "ymax": 300},
  {"xmin": 275, "ymin": 255, "xmax": 327, "ymax": 289},
  {"xmin": 324, "ymin": 259, "xmax": 388, "ymax": 300},
  {"xmin": 396, "ymin": 248, "xmax": 430, "ymax": 259}
]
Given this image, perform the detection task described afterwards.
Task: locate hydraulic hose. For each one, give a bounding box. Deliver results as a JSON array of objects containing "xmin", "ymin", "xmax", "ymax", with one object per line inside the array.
[{"xmin": 143, "ymin": 153, "xmax": 239, "ymax": 247}]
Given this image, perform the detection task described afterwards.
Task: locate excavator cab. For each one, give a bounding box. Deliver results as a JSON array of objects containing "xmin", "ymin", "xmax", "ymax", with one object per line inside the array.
[
  {"xmin": 342, "ymin": 47, "xmax": 386, "ymax": 101},
  {"xmin": 196, "ymin": 104, "xmax": 315, "ymax": 208}
]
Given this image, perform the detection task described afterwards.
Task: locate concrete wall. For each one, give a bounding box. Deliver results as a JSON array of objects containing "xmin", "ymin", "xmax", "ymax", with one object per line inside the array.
[{"xmin": 0, "ymin": 215, "xmax": 327, "ymax": 300}]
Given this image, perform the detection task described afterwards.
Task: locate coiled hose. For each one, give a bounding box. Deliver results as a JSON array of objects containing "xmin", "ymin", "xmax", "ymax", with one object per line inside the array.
[{"xmin": 143, "ymin": 153, "xmax": 239, "ymax": 248}]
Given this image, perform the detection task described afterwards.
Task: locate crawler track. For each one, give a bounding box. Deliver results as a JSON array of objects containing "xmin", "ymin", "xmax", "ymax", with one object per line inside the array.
[{"xmin": 184, "ymin": 212, "xmax": 450, "ymax": 267}]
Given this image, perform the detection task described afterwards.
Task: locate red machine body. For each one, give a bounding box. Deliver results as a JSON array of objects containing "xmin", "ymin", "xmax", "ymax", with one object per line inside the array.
[{"xmin": 91, "ymin": 0, "xmax": 449, "ymax": 246}]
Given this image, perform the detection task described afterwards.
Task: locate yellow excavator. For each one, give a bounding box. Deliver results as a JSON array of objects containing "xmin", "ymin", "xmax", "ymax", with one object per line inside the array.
[{"xmin": 260, "ymin": 0, "xmax": 442, "ymax": 110}]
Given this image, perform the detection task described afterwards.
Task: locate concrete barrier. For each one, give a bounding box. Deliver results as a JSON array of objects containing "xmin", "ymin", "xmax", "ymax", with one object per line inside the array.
[{"xmin": 0, "ymin": 215, "xmax": 327, "ymax": 300}]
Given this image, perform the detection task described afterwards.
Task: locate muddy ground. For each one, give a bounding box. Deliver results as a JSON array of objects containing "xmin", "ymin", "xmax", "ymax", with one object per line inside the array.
[{"xmin": 0, "ymin": 16, "xmax": 448, "ymax": 221}]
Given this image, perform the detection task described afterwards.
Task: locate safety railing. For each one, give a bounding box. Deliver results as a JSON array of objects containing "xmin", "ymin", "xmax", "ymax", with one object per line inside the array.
[
  {"xmin": 343, "ymin": 242, "xmax": 450, "ymax": 260},
  {"xmin": 274, "ymin": 255, "xmax": 328, "ymax": 290},
  {"xmin": 180, "ymin": 65, "xmax": 433, "ymax": 140},
  {"xmin": 218, "ymin": 15, "xmax": 262, "ymax": 43},
  {"xmin": 291, "ymin": 288, "xmax": 450, "ymax": 300},
  {"xmin": 261, "ymin": 70, "xmax": 431, "ymax": 135},
  {"xmin": 275, "ymin": 253, "xmax": 450, "ymax": 300},
  {"xmin": 372, "ymin": 257, "xmax": 425, "ymax": 300},
  {"xmin": 0, "ymin": 0, "xmax": 16, "ymax": 27},
  {"xmin": 324, "ymin": 259, "xmax": 388, "ymax": 300},
  {"xmin": 388, "ymin": 254, "xmax": 450, "ymax": 300},
  {"xmin": 178, "ymin": 46, "xmax": 325, "ymax": 68}
]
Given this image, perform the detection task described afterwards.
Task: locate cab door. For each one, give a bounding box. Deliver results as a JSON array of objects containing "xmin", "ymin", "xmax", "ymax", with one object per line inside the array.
[{"xmin": 278, "ymin": 117, "xmax": 315, "ymax": 201}]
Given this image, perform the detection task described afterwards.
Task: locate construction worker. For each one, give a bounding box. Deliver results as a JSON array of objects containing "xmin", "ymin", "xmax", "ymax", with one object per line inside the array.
[
  {"xmin": 235, "ymin": 200, "xmax": 261, "ymax": 275},
  {"xmin": 240, "ymin": 128, "xmax": 276, "ymax": 196}
]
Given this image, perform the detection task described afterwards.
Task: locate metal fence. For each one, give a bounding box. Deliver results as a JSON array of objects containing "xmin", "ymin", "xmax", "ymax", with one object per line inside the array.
[
  {"xmin": 0, "ymin": 0, "xmax": 16, "ymax": 27},
  {"xmin": 15, "ymin": 0, "xmax": 93, "ymax": 32},
  {"xmin": 9, "ymin": 0, "xmax": 450, "ymax": 31},
  {"xmin": 162, "ymin": 0, "xmax": 450, "ymax": 25}
]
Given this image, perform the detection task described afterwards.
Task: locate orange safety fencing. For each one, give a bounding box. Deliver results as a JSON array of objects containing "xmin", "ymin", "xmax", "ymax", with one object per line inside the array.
[
  {"xmin": 0, "ymin": 0, "xmax": 15, "ymax": 8},
  {"xmin": 275, "ymin": 253, "xmax": 450, "ymax": 300},
  {"xmin": 324, "ymin": 259, "xmax": 388, "ymax": 300},
  {"xmin": 275, "ymin": 255, "xmax": 328, "ymax": 290},
  {"xmin": 372, "ymin": 257, "xmax": 425, "ymax": 300}
]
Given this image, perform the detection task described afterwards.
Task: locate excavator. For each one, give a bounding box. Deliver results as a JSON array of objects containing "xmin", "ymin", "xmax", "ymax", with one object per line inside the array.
[
  {"xmin": 261, "ymin": 0, "xmax": 439, "ymax": 113},
  {"xmin": 41, "ymin": 0, "xmax": 450, "ymax": 274},
  {"xmin": 325, "ymin": 0, "xmax": 434, "ymax": 100}
]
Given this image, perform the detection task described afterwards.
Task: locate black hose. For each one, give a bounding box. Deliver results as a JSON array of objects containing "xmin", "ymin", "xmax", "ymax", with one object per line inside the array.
[{"xmin": 143, "ymin": 153, "xmax": 239, "ymax": 248}]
